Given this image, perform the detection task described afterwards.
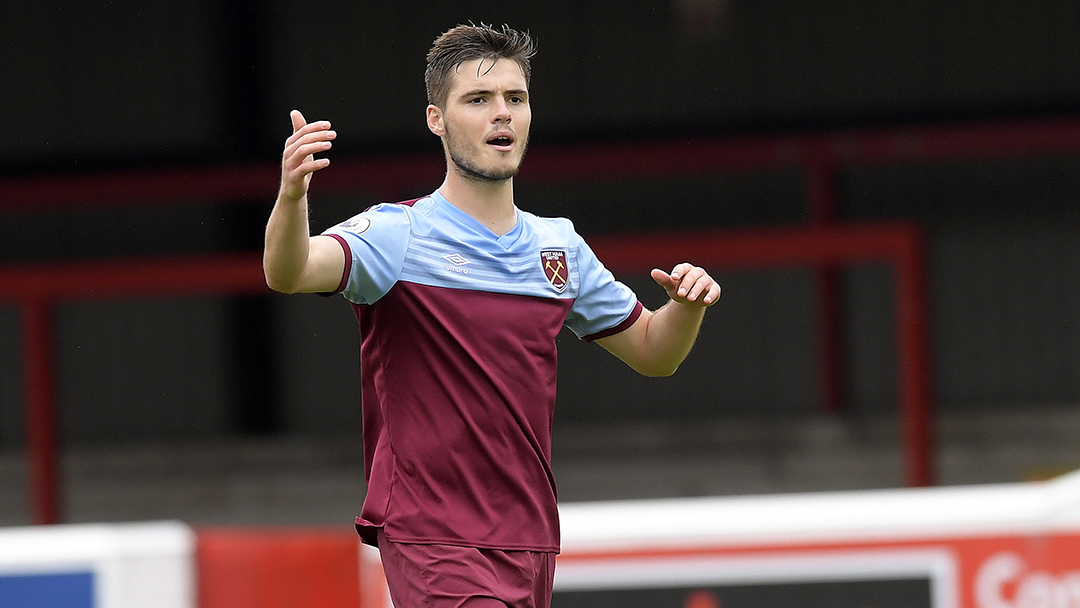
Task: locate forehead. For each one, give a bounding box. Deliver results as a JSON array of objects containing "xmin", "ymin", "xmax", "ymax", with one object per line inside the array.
[{"xmin": 448, "ymin": 57, "xmax": 528, "ymax": 95}]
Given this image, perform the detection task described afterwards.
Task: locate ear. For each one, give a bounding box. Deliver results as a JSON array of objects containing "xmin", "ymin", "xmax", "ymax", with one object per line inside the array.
[{"xmin": 426, "ymin": 104, "xmax": 445, "ymax": 137}]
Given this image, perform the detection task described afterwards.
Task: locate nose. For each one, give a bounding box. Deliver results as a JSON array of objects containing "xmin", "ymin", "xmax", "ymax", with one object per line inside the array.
[{"xmin": 492, "ymin": 98, "xmax": 511, "ymax": 123}]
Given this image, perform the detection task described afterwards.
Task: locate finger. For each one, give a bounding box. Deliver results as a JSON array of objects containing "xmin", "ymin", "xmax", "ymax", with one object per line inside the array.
[
  {"xmin": 290, "ymin": 109, "xmax": 307, "ymax": 133},
  {"xmin": 675, "ymin": 267, "xmax": 705, "ymax": 299},
  {"xmin": 685, "ymin": 274, "xmax": 714, "ymax": 303},
  {"xmin": 688, "ymin": 274, "xmax": 721, "ymax": 305},
  {"xmin": 651, "ymin": 268, "xmax": 675, "ymax": 290},
  {"xmin": 284, "ymin": 124, "xmax": 335, "ymax": 154},
  {"xmin": 290, "ymin": 157, "xmax": 331, "ymax": 178},
  {"xmin": 703, "ymin": 282, "xmax": 721, "ymax": 305},
  {"xmin": 283, "ymin": 130, "xmax": 336, "ymax": 165},
  {"xmin": 284, "ymin": 115, "xmax": 332, "ymax": 143},
  {"xmin": 288, "ymin": 139, "xmax": 334, "ymax": 165},
  {"xmin": 683, "ymin": 277, "xmax": 704, "ymax": 302},
  {"xmin": 668, "ymin": 262, "xmax": 694, "ymax": 282}
]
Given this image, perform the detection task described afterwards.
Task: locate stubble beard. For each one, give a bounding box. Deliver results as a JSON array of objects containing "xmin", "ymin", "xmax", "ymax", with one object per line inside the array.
[{"xmin": 444, "ymin": 126, "xmax": 529, "ymax": 184}]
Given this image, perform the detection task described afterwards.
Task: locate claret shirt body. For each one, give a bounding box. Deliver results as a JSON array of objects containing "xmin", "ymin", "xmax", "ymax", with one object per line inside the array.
[{"xmin": 323, "ymin": 190, "xmax": 642, "ymax": 552}]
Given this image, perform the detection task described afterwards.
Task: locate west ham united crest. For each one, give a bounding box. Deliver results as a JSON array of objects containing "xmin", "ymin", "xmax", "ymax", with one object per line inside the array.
[{"xmin": 541, "ymin": 250, "xmax": 568, "ymax": 292}]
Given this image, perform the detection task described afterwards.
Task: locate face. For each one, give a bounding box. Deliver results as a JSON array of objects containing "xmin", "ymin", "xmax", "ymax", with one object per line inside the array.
[{"xmin": 427, "ymin": 57, "xmax": 532, "ymax": 183}]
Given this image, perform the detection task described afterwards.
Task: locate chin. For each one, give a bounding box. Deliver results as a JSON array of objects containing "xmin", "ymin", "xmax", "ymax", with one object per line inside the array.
[{"xmin": 451, "ymin": 154, "xmax": 523, "ymax": 183}]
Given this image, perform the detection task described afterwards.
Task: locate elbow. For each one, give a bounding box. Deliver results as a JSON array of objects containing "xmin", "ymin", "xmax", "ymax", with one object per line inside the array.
[
  {"xmin": 651, "ymin": 366, "xmax": 680, "ymax": 378},
  {"xmin": 266, "ymin": 279, "xmax": 300, "ymax": 295},
  {"xmin": 637, "ymin": 362, "xmax": 680, "ymax": 378},
  {"xmin": 263, "ymin": 267, "xmax": 300, "ymax": 295},
  {"xmin": 262, "ymin": 252, "xmax": 305, "ymax": 294},
  {"xmin": 266, "ymin": 280, "xmax": 297, "ymax": 295},
  {"xmin": 265, "ymin": 277, "xmax": 290, "ymax": 294}
]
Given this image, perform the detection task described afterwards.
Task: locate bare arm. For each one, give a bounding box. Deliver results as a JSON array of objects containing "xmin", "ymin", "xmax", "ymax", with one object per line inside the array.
[
  {"xmin": 263, "ymin": 110, "xmax": 346, "ymax": 294},
  {"xmin": 595, "ymin": 263, "xmax": 720, "ymax": 377}
]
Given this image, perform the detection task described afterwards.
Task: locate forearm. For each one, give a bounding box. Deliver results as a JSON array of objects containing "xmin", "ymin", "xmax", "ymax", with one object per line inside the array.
[
  {"xmin": 632, "ymin": 300, "xmax": 707, "ymax": 376},
  {"xmin": 263, "ymin": 193, "xmax": 313, "ymax": 293},
  {"xmin": 265, "ymin": 110, "xmax": 338, "ymax": 293},
  {"xmin": 596, "ymin": 263, "xmax": 719, "ymax": 377}
]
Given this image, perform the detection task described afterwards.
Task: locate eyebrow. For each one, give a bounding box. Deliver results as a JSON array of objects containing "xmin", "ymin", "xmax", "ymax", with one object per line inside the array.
[{"xmin": 458, "ymin": 88, "xmax": 529, "ymax": 99}]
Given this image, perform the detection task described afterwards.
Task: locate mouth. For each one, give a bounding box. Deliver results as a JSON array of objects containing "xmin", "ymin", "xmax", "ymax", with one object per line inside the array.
[{"xmin": 486, "ymin": 133, "xmax": 515, "ymax": 151}]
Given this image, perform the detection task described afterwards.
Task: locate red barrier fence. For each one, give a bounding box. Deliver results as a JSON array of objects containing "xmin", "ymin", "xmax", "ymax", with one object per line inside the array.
[
  {"xmin": 0, "ymin": 224, "xmax": 927, "ymax": 525},
  {"xmin": 5, "ymin": 117, "xmax": 1080, "ymax": 525},
  {"xmin": 1, "ymin": 255, "xmax": 270, "ymax": 525},
  {"xmin": 592, "ymin": 222, "xmax": 931, "ymax": 488},
  {"xmin": 6, "ymin": 116, "xmax": 1080, "ymax": 213}
]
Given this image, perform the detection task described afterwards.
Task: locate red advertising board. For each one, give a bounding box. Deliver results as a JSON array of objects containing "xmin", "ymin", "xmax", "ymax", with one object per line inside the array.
[
  {"xmin": 358, "ymin": 471, "xmax": 1080, "ymax": 607},
  {"xmin": 549, "ymin": 471, "xmax": 1080, "ymax": 608}
]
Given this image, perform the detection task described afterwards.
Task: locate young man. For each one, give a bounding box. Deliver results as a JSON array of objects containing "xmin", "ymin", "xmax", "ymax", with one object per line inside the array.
[{"xmin": 264, "ymin": 23, "xmax": 720, "ymax": 608}]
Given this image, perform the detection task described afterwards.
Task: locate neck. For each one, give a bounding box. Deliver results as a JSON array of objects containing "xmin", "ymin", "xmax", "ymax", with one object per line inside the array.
[{"xmin": 438, "ymin": 165, "xmax": 518, "ymax": 236}]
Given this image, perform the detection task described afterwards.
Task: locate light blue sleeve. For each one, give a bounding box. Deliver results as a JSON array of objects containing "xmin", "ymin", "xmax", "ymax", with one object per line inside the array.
[
  {"xmin": 564, "ymin": 230, "xmax": 641, "ymax": 340},
  {"xmin": 320, "ymin": 203, "xmax": 412, "ymax": 305}
]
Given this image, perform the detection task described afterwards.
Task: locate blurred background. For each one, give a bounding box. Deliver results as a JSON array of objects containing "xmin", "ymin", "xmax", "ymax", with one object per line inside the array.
[{"xmin": 3, "ymin": 0, "xmax": 1080, "ymax": 527}]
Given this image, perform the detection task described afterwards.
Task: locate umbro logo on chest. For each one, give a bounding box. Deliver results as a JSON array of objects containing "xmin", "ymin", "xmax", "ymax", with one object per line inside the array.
[{"xmin": 443, "ymin": 253, "xmax": 471, "ymax": 275}]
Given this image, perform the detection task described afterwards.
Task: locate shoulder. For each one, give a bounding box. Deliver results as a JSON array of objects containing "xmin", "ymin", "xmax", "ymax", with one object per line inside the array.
[
  {"xmin": 518, "ymin": 210, "xmax": 579, "ymax": 242},
  {"xmin": 367, "ymin": 197, "xmax": 426, "ymax": 219},
  {"xmin": 325, "ymin": 198, "xmax": 421, "ymax": 238}
]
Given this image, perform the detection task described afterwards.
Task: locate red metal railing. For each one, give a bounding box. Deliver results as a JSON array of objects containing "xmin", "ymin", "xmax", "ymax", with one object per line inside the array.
[
  {"xmin": 5, "ymin": 116, "xmax": 1080, "ymax": 524},
  {"xmin": 9, "ymin": 116, "xmax": 1080, "ymax": 213},
  {"xmin": 589, "ymin": 222, "xmax": 930, "ymax": 491},
  {"xmin": 1, "ymin": 255, "xmax": 270, "ymax": 525},
  {"xmin": 0, "ymin": 227, "xmax": 926, "ymax": 525}
]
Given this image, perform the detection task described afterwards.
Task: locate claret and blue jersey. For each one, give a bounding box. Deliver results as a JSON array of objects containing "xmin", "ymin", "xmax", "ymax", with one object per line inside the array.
[{"xmin": 322, "ymin": 190, "xmax": 642, "ymax": 553}]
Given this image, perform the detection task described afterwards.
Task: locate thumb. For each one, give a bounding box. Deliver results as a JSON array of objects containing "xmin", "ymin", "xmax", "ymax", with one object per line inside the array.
[
  {"xmin": 651, "ymin": 268, "xmax": 674, "ymax": 290},
  {"xmin": 290, "ymin": 109, "xmax": 307, "ymax": 133}
]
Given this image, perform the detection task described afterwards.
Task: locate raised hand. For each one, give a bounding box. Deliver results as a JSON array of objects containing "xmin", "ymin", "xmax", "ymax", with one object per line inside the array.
[
  {"xmin": 279, "ymin": 110, "xmax": 336, "ymax": 203},
  {"xmin": 650, "ymin": 263, "xmax": 721, "ymax": 307}
]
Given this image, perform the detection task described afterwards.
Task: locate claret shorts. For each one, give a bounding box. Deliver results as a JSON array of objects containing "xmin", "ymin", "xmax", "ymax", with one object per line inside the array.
[{"xmin": 376, "ymin": 528, "xmax": 557, "ymax": 608}]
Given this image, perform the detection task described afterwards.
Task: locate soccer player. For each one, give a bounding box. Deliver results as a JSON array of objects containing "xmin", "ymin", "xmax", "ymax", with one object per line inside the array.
[{"xmin": 263, "ymin": 23, "xmax": 720, "ymax": 608}]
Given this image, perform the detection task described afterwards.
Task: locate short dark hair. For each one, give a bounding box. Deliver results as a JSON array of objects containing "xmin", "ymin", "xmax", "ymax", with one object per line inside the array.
[{"xmin": 425, "ymin": 23, "xmax": 537, "ymax": 108}]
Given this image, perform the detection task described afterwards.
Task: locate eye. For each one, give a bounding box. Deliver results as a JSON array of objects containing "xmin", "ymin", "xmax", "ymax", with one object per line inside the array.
[{"xmin": 468, "ymin": 96, "xmax": 485, "ymax": 104}]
